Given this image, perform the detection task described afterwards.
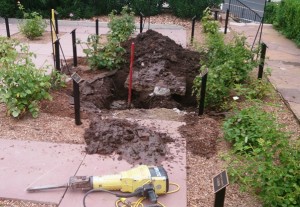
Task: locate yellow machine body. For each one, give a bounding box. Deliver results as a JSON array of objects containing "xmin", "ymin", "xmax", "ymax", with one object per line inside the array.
[{"xmin": 91, "ymin": 165, "xmax": 169, "ymax": 195}]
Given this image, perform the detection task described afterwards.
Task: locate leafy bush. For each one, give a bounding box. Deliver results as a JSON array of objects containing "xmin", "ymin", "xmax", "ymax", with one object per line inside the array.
[
  {"xmin": 130, "ymin": 0, "xmax": 163, "ymax": 16},
  {"xmin": 223, "ymin": 105, "xmax": 286, "ymax": 152},
  {"xmin": 108, "ymin": 6, "xmax": 136, "ymax": 42},
  {"xmin": 234, "ymin": 77, "xmax": 273, "ymax": 100},
  {"xmin": 0, "ymin": 37, "xmax": 18, "ymax": 59},
  {"xmin": 223, "ymin": 106, "xmax": 300, "ymax": 206},
  {"xmin": 83, "ymin": 6, "xmax": 134, "ymax": 70},
  {"xmin": 49, "ymin": 70, "xmax": 67, "ymax": 90},
  {"xmin": 193, "ymin": 31, "xmax": 257, "ymax": 109},
  {"xmin": 274, "ymin": 0, "xmax": 300, "ymax": 46},
  {"xmin": 0, "ymin": 37, "xmax": 51, "ymax": 118},
  {"xmin": 264, "ymin": 2, "xmax": 279, "ymax": 24},
  {"xmin": 0, "ymin": 0, "xmax": 16, "ymax": 17},
  {"xmin": 83, "ymin": 35, "xmax": 126, "ymax": 70},
  {"xmin": 201, "ymin": 7, "xmax": 219, "ymax": 34},
  {"xmin": 18, "ymin": 2, "xmax": 47, "ymax": 40},
  {"xmin": 168, "ymin": 0, "xmax": 222, "ymax": 18}
]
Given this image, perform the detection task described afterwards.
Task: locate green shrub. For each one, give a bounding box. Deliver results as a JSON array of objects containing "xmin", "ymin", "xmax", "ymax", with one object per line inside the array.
[
  {"xmin": 83, "ymin": 6, "xmax": 134, "ymax": 70},
  {"xmin": 193, "ymin": 31, "xmax": 256, "ymax": 109},
  {"xmin": 264, "ymin": 2, "xmax": 279, "ymax": 24},
  {"xmin": 0, "ymin": 38, "xmax": 51, "ymax": 118},
  {"xmin": 274, "ymin": 0, "xmax": 300, "ymax": 46},
  {"xmin": 18, "ymin": 2, "xmax": 47, "ymax": 40},
  {"xmin": 223, "ymin": 106, "xmax": 300, "ymax": 206},
  {"xmin": 168, "ymin": 0, "xmax": 222, "ymax": 18},
  {"xmin": 223, "ymin": 105, "xmax": 286, "ymax": 152},
  {"xmin": 83, "ymin": 35, "xmax": 126, "ymax": 70},
  {"xmin": 202, "ymin": 7, "xmax": 219, "ymax": 34},
  {"xmin": 0, "ymin": 0, "xmax": 16, "ymax": 17},
  {"xmin": 234, "ymin": 77, "xmax": 273, "ymax": 100},
  {"xmin": 130, "ymin": 0, "xmax": 163, "ymax": 16},
  {"xmin": 108, "ymin": 6, "xmax": 135, "ymax": 42},
  {"xmin": 0, "ymin": 37, "xmax": 18, "ymax": 59}
]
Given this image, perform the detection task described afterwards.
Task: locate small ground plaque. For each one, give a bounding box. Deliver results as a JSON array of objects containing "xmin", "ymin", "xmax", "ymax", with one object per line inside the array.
[
  {"xmin": 71, "ymin": 72, "xmax": 82, "ymax": 84},
  {"xmin": 213, "ymin": 170, "xmax": 229, "ymax": 193}
]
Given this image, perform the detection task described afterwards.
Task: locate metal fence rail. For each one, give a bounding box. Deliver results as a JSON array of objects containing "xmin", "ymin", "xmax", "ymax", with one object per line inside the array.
[{"xmin": 224, "ymin": 0, "xmax": 263, "ymax": 23}]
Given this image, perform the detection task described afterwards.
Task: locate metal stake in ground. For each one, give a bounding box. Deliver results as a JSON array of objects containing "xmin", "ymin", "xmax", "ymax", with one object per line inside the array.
[
  {"xmin": 71, "ymin": 72, "xmax": 82, "ymax": 125},
  {"xmin": 96, "ymin": 19, "xmax": 99, "ymax": 36},
  {"xmin": 5, "ymin": 17, "xmax": 10, "ymax": 38},
  {"xmin": 71, "ymin": 29, "xmax": 77, "ymax": 67},
  {"xmin": 128, "ymin": 42, "xmax": 135, "ymax": 108},
  {"xmin": 140, "ymin": 12, "xmax": 144, "ymax": 33},
  {"xmin": 191, "ymin": 15, "xmax": 197, "ymax": 44},
  {"xmin": 54, "ymin": 39, "xmax": 60, "ymax": 71},
  {"xmin": 224, "ymin": 9, "xmax": 229, "ymax": 34},
  {"xmin": 198, "ymin": 68, "xmax": 208, "ymax": 116},
  {"xmin": 258, "ymin": 42, "xmax": 267, "ymax": 79}
]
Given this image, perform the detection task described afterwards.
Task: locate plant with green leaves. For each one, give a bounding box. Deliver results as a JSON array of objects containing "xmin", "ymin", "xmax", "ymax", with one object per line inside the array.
[
  {"xmin": 193, "ymin": 29, "xmax": 257, "ymax": 110},
  {"xmin": 17, "ymin": 1, "xmax": 47, "ymax": 40},
  {"xmin": 234, "ymin": 75, "xmax": 273, "ymax": 101},
  {"xmin": 201, "ymin": 7, "xmax": 219, "ymax": 34},
  {"xmin": 49, "ymin": 69, "xmax": 67, "ymax": 90},
  {"xmin": 223, "ymin": 104, "xmax": 287, "ymax": 153},
  {"xmin": 83, "ymin": 6, "xmax": 134, "ymax": 70},
  {"xmin": 0, "ymin": 38, "xmax": 51, "ymax": 118},
  {"xmin": 0, "ymin": 37, "xmax": 19, "ymax": 59},
  {"xmin": 108, "ymin": 6, "xmax": 135, "ymax": 43},
  {"xmin": 168, "ymin": 0, "xmax": 222, "ymax": 18},
  {"xmin": 223, "ymin": 105, "xmax": 300, "ymax": 206},
  {"xmin": 83, "ymin": 35, "xmax": 126, "ymax": 70}
]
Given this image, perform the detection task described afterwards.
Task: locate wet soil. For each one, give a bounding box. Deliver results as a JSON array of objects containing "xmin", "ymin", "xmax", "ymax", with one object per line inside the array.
[
  {"xmin": 84, "ymin": 116, "xmax": 174, "ymax": 165},
  {"xmin": 42, "ymin": 30, "xmax": 208, "ymax": 165}
]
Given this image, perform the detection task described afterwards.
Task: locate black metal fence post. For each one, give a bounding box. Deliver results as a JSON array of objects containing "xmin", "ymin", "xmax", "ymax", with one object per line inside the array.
[
  {"xmin": 214, "ymin": 11, "xmax": 218, "ymax": 21},
  {"xmin": 214, "ymin": 188, "xmax": 226, "ymax": 207},
  {"xmin": 54, "ymin": 39, "xmax": 60, "ymax": 71},
  {"xmin": 71, "ymin": 29, "xmax": 77, "ymax": 67},
  {"xmin": 224, "ymin": 9, "xmax": 229, "ymax": 34},
  {"xmin": 96, "ymin": 19, "xmax": 99, "ymax": 36},
  {"xmin": 5, "ymin": 17, "xmax": 10, "ymax": 38},
  {"xmin": 73, "ymin": 80, "xmax": 82, "ymax": 125},
  {"xmin": 198, "ymin": 69, "xmax": 208, "ymax": 116},
  {"xmin": 191, "ymin": 15, "xmax": 197, "ymax": 44},
  {"xmin": 258, "ymin": 42, "xmax": 267, "ymax": 79},
  {"xmin": 140, "ymin": 12, "xmax": 144, "ymax": 33}
]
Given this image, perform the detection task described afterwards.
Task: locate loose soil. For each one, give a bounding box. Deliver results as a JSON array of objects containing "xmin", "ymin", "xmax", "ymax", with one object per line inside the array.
[{"xmin": 45, "ymin": 29, "xmax": 203, "ymax": 165}]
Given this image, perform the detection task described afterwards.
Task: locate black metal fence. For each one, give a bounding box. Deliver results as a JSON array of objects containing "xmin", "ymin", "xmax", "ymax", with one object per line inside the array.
[
  {"xmin": 223, "ymin": 0, "xmax": 263, "ymax": 23},
  {"xmin": 223, "ymin": 0, "xmax": 266, "ymax": 51}
]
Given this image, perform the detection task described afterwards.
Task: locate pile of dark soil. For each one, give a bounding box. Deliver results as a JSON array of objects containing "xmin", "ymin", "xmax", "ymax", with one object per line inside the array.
[
  {"xmin": 84, "ymin": 116, "xmax": 174, "ymax": 165},
  {"xmin": 74, "ymin": 30, "xmax": 202, "ymax": 112},
  {"xmin": 118, "ymin": 29, "xmax": 202, "ymax": 108},
  {"xmin": 54, "ymin": 30, "xmax": 205, "ymax": 163}
]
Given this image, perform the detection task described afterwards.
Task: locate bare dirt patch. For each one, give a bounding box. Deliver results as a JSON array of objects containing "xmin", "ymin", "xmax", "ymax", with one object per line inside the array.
[{"xmin": 11, "ymin": 31, "xmax": 56, "ymax": 44}]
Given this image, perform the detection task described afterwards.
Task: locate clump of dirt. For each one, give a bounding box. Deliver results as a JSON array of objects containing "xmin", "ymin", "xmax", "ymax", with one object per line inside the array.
[
  {"xmin": 84, "ymin": 116, "xmax": 174, "ymax": 165},
  {"xmin": 179, "ymin": 115, "xmax": 220, "ymax": 158},
  {"xmin": 118, "ymin": 29, "xmax": 202, "ymax": 108}
]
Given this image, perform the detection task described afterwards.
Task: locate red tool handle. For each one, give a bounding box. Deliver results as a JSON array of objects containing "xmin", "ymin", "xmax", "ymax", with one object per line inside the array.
[{"xmin": 128, "ymin": 42, "xmax": 135, "ymax": 108}]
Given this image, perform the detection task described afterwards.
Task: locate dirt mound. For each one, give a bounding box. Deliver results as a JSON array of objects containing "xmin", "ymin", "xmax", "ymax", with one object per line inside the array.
[
  {"xmin": 84, "ymin": 116, "xmax": 174, "ymax": 165},
  {"xmin": 118, "ymin": 30, "xmax": 202, "ymax": 108}
]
